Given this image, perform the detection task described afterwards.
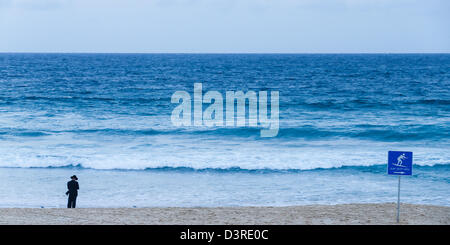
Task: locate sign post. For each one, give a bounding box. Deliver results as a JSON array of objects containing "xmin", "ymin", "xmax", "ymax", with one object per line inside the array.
[
  {"xmin": 387, "ymin": 151, "xmax": 412, "ymax": 223},
  {"xmin": 397, "ymin": 175, "xmax": 401, "ymax": 223}
]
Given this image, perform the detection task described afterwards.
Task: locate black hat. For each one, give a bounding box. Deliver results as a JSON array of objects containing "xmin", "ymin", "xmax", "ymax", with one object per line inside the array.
[{"xmin": 70, "ymin": 175, "xmax": 78, "ymax": 180}]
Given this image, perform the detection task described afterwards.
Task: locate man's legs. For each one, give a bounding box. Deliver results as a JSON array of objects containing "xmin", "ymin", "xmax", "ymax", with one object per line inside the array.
[{"xmin": 67, "ymin": 194, "xmax": 77, "ymax": 208}]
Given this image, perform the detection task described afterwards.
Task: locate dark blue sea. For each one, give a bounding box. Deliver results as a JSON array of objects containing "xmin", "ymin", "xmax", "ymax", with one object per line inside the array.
[{"xmin": 0, "ymin": 53, "xmax": 448, "ymax": 207}]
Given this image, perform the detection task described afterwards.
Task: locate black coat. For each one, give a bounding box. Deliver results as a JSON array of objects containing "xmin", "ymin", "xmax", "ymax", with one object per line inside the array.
[{"xmin": 66, "ymin": 180, "xmax": 79, "ymax": 196}]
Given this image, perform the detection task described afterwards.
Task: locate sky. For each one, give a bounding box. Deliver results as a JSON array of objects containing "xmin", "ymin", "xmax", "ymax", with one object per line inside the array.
[{"xmin": 0, "ymin": 0, "xmax": 449, "ymax": 53}]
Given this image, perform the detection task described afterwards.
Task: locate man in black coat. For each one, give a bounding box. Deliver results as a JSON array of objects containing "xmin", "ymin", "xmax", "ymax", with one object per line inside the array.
[{"xmin": 66, "ymin": 175, "xmax": 79, "ymax": 208}]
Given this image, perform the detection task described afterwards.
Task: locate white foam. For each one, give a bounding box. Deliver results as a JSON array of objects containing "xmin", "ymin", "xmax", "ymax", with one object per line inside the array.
[{"xmin": 0, "ymin": 136, "xmax": 448, "ymax": 170}]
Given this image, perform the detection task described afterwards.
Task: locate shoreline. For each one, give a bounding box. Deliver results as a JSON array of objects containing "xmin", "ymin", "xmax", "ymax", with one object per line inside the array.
[{"xmin": 0, "ymin": 203, "xmax": 448, "ymax": 225}]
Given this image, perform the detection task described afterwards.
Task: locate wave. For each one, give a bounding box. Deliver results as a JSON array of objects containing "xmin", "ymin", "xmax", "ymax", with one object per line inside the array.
[
  {"xmin": 281, "ymin": 98, "xmax": 450, "ymax": 110},
  {"xmin": 0, "ymin": 128, "xmax": 170, "ymax": 137},
  {"xmin": 1, "ymin": 124, "xmax": 447, "ymax": 141},
  {"xmin": 2, "ymin": 96, "xmax": 169, "ymax": 104},
  {"xmin": 291, "ymin": 99, "xmax": 393, "ymax": 110},
  {"xmin": 410, "ymin": 99, "xmax": 450, "ymax": 106},
  {"xmin": 2, "ymin": 163, "xmax": 449, "ymax": 173},
  {"xmin": 1, "ymin": 132, "xmax": 448, "ymax": 171}
]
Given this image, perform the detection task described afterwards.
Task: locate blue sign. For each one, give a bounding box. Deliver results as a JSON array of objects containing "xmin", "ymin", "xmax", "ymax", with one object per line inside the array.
[{"xmin": 388, "ymin": 151, "xmax": 412, "ymax": 175}]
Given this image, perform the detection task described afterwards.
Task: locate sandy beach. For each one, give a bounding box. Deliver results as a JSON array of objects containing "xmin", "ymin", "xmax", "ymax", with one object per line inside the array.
[{"xmin": 0, "ymin": 203, "xmax": 448, "ymax": 225}]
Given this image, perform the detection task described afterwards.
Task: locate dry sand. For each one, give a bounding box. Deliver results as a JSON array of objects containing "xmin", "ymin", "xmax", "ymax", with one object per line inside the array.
[{"xmin": 0, "ymin": 203, "xmax": 448, "ymax": 225}]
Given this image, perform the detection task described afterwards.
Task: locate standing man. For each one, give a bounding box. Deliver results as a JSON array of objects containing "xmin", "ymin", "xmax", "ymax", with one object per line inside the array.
[{"xmin": 66, "ymin": 175, "xmax": 79, "ymax": 208}]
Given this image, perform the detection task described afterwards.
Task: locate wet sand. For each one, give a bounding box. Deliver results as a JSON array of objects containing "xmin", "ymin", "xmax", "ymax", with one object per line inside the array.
[{"xmin": 0, "ymin": 203, "xmax": 448, "ymax": 225}]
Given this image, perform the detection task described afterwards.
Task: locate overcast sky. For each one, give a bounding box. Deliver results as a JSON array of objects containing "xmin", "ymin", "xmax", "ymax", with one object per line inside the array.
[{"xmin": 1, "ymin": 0, "xmax": 449, "ymax": 53}]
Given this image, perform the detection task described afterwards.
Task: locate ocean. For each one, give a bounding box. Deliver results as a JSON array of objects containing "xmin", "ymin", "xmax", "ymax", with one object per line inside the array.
[{"xmin": 0, "ymin": 53, "xmax": 449, "ymax": 207}]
